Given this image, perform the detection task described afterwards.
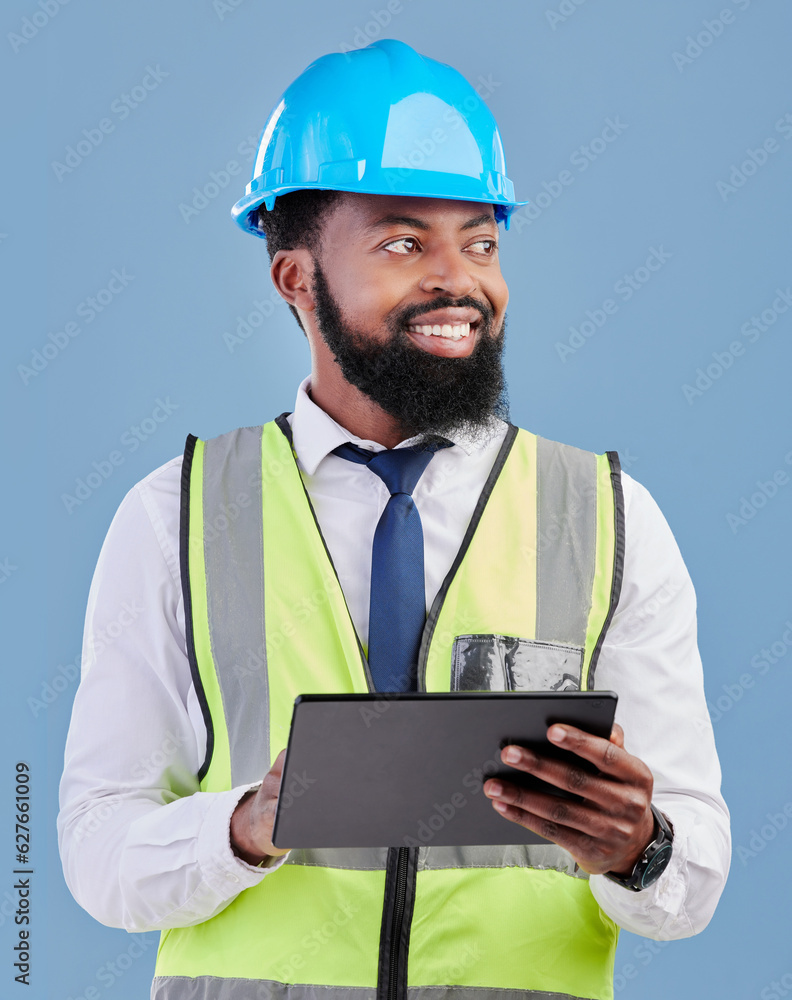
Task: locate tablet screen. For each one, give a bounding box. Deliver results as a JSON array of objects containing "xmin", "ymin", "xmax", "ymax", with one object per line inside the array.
[{"xmin": 272, "ymin": 691, "xmax": 617, "ymax": 849}]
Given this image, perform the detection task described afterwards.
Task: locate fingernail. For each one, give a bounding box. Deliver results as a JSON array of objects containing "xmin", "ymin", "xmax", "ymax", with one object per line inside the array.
[
  {"xmin": 487, "ymin": 781, "xmax": 503, "ymax": 797},
  {"xmin": 494, "ymin": 801, "xmax": 508, "ymax": 813},
  {"xmin": 548, "ymin": 726, "xmax": 566, "ymax": 743},
  {"xmin": 503, "ymin": 746, "xmax": 521, "ymax": 764}
]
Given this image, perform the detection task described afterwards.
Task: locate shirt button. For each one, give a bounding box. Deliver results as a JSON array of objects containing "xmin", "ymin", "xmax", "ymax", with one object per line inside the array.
[{"xmin": 227, "ymin": 873, "xmax": 239, "ymax": 883}]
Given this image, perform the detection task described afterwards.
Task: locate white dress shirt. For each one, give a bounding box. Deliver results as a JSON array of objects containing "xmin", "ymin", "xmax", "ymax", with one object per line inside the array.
[{"xmin": 58, "ymin": 375, "xmax": 730, "ymax": 940}]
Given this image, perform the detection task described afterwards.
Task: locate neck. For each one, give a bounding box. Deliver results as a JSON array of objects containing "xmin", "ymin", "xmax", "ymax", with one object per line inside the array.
[{"xmin": 308, "ymin": 369, "xmax": 411, "ymax": 449}]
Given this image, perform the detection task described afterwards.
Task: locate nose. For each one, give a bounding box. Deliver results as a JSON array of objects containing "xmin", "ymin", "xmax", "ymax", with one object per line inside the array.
[{"xmin": 418, "ymin": 245, "xmax": 478, "ymax": 299}]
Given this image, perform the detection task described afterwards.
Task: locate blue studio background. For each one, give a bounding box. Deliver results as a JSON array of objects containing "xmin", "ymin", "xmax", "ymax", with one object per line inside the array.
[{"xmin": 2, "ymin": 0, "xmax": 791, "ymax": 996}]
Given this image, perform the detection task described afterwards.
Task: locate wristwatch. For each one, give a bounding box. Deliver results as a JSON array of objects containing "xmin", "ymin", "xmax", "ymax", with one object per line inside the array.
[{"xmin": 604, "ymin": 804, "xmax": 674, "ymax": 892}]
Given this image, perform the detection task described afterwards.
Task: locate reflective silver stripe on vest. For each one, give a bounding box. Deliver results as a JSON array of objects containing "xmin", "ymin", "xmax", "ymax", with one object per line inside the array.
[
  {"xmin": 419, "ymin": 843, "xmax": 587, "ymax": 877},
  {"xmin": 152, "ymin": 978, "xmax": 577, "ymax": 999},
  {"xmin": 151, "ymin": 979, "xmax": 375, "ymax": 999},
  {"xmin": 285, "ymin": 846, "xmax": 389, "ymax": 870},
  {"xmin": 408, "ymin": 991, "xmax": 578, "ymax": 999},
  {"xmin": 284, "ymin": 844, "xmax": 587, "ymax": 877},
  {"xmin": 201, "ymin": 427, "xmax": 268, "ymax": 787},
  {"xmin": 535, "ymin": 436, "xmax": 598, "ymax": 652}
]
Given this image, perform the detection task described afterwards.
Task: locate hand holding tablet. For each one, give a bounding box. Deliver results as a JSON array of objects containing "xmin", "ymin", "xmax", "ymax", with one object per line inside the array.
[{"xmin": 482, "ymin": 718, "xmax": 657, "ymax": 878}]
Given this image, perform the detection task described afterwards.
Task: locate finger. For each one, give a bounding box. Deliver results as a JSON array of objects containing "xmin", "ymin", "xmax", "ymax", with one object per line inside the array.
[
  {"xmin": 487, "ymin": 781, "xmax": 604, "ymax": 838},
  {"xmin": 269, "ymin": 748, "xmax": 287, "ymax": 777},
  {"xmin": 494, "ymin": 746, "xmax": 619, "ymax": 808},
  {"xmin": 487, "ymin": 774, "xmax": 650, "ymax": 850},
  {"xmin": 546, "ymin": 724, "xmax": 636, "ymax": 777},
  {"xmin": 489, "ymin": 800, "xmax": 610, "ymax": 871},
  {"xmin": 259, "ymin": 750, "xmax": 288, "ymax": 801},
  {"xmin": 545, "ymin": 726, "xmax": 653, "ymax": 800},
  {"xmin": 484, "ymin": 770, "xmax": 634, "ymax": 836}
]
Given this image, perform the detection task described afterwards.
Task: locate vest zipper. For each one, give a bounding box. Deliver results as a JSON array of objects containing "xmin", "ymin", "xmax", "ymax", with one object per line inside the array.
[
  {"xmin": 388, "ymin": 847, "xmax": 409, "ymax": 1000},
  {"xmin": 378, "ymin": 845, "xmax": 416, "ymax": 1000}
]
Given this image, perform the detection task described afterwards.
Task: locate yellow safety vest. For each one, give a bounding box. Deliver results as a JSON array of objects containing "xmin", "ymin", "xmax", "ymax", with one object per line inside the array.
[{"xmin": 153, "ymin": 416, "xmax": 625, "ymax": 1000}]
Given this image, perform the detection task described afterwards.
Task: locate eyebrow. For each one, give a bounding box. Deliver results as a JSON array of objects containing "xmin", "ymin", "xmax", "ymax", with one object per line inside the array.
[
  {"xmin": 459, "ymin": 212, "xmax": 498, "ymax": 231},
  {"xmin": 365, "ymin": 212, "xmax": 497, "ymax": 233}
]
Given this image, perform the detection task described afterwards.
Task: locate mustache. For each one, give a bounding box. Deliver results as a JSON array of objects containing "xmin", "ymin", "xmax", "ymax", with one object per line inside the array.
[{"xmin": 389, "ymin": 296, "xmax": 495, "ymax": 333}]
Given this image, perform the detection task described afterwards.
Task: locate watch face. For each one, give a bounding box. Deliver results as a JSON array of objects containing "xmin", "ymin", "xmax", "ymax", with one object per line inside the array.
[{"xmin": 641, "ymin": 844, "xmax": 673, "ymax": 888}]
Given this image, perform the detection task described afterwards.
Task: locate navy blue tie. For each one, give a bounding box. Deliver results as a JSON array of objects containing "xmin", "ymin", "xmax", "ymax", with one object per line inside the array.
[{"xmin": 332, "ymin": 440, "xmax": 450, "ymax": 692}]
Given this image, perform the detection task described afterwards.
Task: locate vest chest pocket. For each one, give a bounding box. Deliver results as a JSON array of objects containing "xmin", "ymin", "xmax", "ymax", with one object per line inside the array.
[{"xmin": 451, "ymin": 635, "xmax": 584, "ymax": 692}]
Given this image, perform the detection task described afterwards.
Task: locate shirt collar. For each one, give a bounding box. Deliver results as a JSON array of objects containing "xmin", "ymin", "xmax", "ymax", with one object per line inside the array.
[{"xmin": 290, "ymin": 376, "xmax": 506, "ymax": 476}]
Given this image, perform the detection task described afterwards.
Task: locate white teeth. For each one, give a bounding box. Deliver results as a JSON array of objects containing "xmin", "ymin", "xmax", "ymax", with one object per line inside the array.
[{"xmin": 408, "ymin": 322, "xmax": 471, "ymax": 341}]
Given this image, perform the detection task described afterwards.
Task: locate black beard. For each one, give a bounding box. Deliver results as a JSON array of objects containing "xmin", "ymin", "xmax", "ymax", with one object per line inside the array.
[{"xmin": 311, "ymin": 258, "xmax": 510, "ymax": 443}]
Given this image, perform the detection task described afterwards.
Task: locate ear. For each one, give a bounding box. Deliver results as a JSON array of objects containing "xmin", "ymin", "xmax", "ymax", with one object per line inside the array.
[{"xmin": 270, "ymin": 249, "xmax": 316, "ymax": 313}]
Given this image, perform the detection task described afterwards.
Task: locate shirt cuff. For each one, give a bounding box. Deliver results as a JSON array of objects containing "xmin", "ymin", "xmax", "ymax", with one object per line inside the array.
[
  {"xmin": 588, "ymin": 806, "xmax": 696, "ymax": 939},
  {"xmin": 196, "ymin": 783, "xmax": 291, "ymax": 898}
]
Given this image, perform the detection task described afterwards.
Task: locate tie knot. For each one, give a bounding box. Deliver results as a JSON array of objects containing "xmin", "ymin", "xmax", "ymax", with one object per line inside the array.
[
  {"xmin": 367, "ymin": 447, "xmax": 435, "ymax": 497},
  {"xmin": 332, "ymin": 440, "xmax": 451, "ymax": 497}
]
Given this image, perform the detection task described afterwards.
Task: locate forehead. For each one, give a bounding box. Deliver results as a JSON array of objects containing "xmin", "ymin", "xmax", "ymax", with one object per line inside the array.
[{"xmin": 325, "ymin": 193, "xmax": 498, "ymax": 237}]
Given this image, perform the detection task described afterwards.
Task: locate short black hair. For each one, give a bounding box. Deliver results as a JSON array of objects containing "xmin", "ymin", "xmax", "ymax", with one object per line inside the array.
[{"xmin": 256, "ymin": 188, "xmax": 345, "ymax": 331}]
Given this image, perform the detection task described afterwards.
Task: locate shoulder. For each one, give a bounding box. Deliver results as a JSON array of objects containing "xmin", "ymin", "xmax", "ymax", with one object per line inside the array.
[
  {"xmin": 510, "ymin": 431, "xmax": 678, "ymax": 561},
  {"xmin": 97, "ymin": 455, "xmax": 185, "ymax": 588},
  {"xmin": 513, "ymin": 425, "xmax": 615, "ymax": 465},
  {"xmin": 125, "ymin": 454, "xmax": 184, "ymax": 524},
  {"xmin": 619, "ymin": 471, "xmax": 678, "ymax": 548},
  {"xmin": 132, "ymin": 452, "xmax": 183, "ymax": 491},
  {"xmin": 614, "ymin": 471, "xmax": 696, "ymax": 629}
]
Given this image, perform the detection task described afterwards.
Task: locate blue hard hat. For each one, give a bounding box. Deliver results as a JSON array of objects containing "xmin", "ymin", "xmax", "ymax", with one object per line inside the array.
[{"xmin": 231, "ymin": 39, "xmax": 526, "ymax": 236}]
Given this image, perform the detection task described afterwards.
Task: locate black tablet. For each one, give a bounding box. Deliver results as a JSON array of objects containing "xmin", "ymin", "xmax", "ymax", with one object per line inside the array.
[{"xmin": 272, "ymin": 690, "xmax": 617, "ymax": 849}]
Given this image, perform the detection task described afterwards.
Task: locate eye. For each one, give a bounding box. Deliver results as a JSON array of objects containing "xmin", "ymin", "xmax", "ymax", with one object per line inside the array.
[
  {"xmin": 467, "ymin": 239, "xmax": 498, "ymax": 255},
  {"xmin": 384, "ymin": 236, "xmax": 421, "ymax": 254}
]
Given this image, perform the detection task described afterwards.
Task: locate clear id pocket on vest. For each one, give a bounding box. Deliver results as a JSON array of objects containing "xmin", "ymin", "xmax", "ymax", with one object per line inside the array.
[{"xmin": 451, "ymin": 635, "xmax": 584, "ymax": 692}]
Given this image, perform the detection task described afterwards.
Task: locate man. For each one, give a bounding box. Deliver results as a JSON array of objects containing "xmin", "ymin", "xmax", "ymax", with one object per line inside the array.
[{"xmin": 59, "ymin": 39, "xmax": 730, "ymax": 1000}]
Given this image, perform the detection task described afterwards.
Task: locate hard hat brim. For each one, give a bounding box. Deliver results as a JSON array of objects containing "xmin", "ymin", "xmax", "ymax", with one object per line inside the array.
[{"xmin": 232, "ymin": 178, "xmax": 528, "ymax": 238}]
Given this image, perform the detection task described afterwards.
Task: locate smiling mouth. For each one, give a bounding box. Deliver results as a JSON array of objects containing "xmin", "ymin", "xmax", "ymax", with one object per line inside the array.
[{"xmin": 406, "ymin": 321, "xmax": 477, "ymax": 342}]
